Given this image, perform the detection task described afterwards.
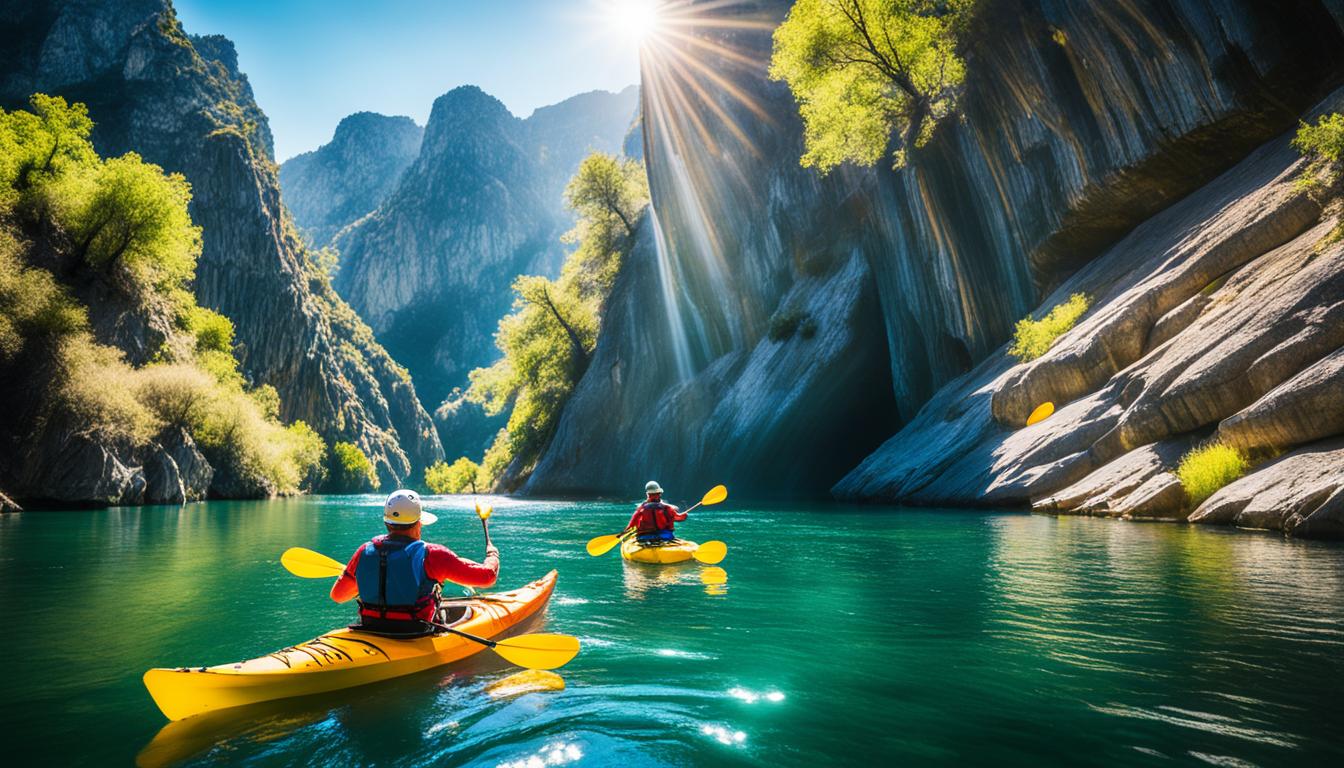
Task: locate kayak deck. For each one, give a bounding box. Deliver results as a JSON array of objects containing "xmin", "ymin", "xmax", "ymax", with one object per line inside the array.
[
  {"xmin": 621, "ymin": 538, "xmax": 699, "ymax": 564},
  {"xmin": 143, "ymin": 570, "xmax": 558, "ymax": 721}
]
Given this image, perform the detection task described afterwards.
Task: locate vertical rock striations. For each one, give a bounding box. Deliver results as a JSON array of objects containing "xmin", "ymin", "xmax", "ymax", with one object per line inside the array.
[
  {"xmin": 279, "ymin": 112, "xmax": 423, "ymax": 247},
  {"xmin": 0, "ymin": 0, "xmax": 444, "ymax": 484},
  {"xmin": 528, "ymin": 0, "xmax": 1344, "ymax": 500},
  {"xmin": 331, "ymin": 85, "xmax": 638, "ymax": 456}
]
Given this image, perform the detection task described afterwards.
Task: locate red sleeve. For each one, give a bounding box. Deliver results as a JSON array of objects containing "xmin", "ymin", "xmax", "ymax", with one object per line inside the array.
[
  {"xmin": 669, "ymin": 504, "xmax": 687, "ymax": 521},
  {"xmin": 330, "ymin": 545, "xmax": 363, "ymax": 603},
  {"xmin": 424, "ymin": 543, "xmax": 499, "ymax": 588},
  {"xmin": 627, "ymin": 506, "xmax": 644, "ymax": 530}
]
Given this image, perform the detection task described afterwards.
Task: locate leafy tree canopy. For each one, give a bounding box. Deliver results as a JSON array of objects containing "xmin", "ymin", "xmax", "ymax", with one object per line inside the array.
[
  {"xmin": 456, "ymin": 152, "xmax": 650, "ymax": 489},
  {"xmin": 770, "ymin": 0, "xmax": 974, "ymax": 172}
]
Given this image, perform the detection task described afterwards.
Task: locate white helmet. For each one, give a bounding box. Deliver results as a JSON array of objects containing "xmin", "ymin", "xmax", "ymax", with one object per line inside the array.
[
  {"xmin": 383, "ymin": 489, "xmax": 438, "ymax": 525},
  {"xmin": 645, "ymin": 480, "xmax": 663, "ymax": 495}
]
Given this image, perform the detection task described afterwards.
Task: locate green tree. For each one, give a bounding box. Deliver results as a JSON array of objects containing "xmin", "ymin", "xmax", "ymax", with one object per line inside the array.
[
  {"xmin": 0, "ymin": 94, "xmax": 97, "ymax": 198},
  {"xmin": 57, "ymin": 153, "xmax": 201, "ymax": 289},
  {"xmin": 466, "ymin": 153, "xmax": 650, "ymax": 488},
  {"xmin": 564, "ymin": 153, "xmax": 649, "ymax": 239},
  {"xmin": 769, "ymin": 0, "xmax": 973, "ymax": 172},
  {"xmin": 425, "ymin": 457, "xmax": 481, "ymax": 494},
  {"xmin": 330, "ymin": 441, "xmax": 379, "ymax": 493}
]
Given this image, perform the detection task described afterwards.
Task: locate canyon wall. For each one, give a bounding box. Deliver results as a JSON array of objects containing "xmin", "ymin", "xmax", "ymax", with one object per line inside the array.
[
  {"xmin": 528, "ymin": 0, "xmax": 1344, "ymax": 502},
  {"xmin": 332, "ymin": 85, "xmax": 638, "ymax": 457},
  {"xmin": 0, "ymin": 0, "xmax": 443, "ymax": 486}
]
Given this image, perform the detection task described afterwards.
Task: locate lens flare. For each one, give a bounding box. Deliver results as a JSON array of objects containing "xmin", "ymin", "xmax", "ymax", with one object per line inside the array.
[{"xmin": 610, "ymin": 0, "xmax": 663, "ymax": 42}]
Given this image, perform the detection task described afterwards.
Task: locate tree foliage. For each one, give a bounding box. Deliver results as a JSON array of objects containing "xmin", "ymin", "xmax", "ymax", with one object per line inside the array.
[
  {"xmin": 456, "ymin": 152, "xmax": 650, "ymax": 489},
  {"xmin": 330, "ymin": 441, "xmax": 379, "ymax": 493},
  {"xmin": 769, "ymin": 0, "xmax": 973, "ymax": 171},
  {"xmin": 1293, "ymin": 113, "xmax": 1344, "ymax": 190},
  {"xmin": 0, "ymin": 95, "xmax": 325, "ymax": 496},
  {"xmin": 425, "ymin": 457, "xmax": 481, "ymax": 495}
]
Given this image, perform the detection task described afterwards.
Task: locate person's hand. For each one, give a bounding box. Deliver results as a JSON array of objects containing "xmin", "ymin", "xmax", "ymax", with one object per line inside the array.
[{"xmin": 486, "ymin": 542, "xmax": 500, "ymax": 557}]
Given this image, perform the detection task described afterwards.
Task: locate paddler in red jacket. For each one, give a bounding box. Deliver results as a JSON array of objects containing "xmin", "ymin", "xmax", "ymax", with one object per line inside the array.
[
  {"xmin": 627, "ymin": 480, "xmax": 687, "ymax": 543},
  {"xmin": 331, "ymin": 489, "xmax": 499, "ymax": 632}
]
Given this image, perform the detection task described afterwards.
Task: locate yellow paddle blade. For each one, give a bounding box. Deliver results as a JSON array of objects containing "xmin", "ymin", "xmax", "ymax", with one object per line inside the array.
[
  {"xmin": 1026, "ymin": 401, "xmax": 1055, "ymax": 426},
  {"xmin": 700, "ymin": 566, "xmax": 728, "ymax": 585},
  {"xmin": 700, "ymin": 484, "xmax": 728, "ymax": 506},
  {"xmin": 693, "ymin": 540, "xmax": 727, "ymax": 565},
  {"xmin": 280, "ymin": 547, "xmax": 345, "ymax": 578},
  {"xmin": 479, "ymin": 504, "xmax": 493, "ymax": 520},
  {"xmin": 586, "ymin": 533, "xmax": 623, "ymax": 557},
  {"xmin": 491, "ymin": 633, "xmax": 581, "ymax": 670}
]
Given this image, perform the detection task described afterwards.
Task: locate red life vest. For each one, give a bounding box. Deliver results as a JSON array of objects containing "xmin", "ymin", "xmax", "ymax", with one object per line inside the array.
[{"xmin": 635, "ymin": 501, "xmax": 674, "ymax": 533}]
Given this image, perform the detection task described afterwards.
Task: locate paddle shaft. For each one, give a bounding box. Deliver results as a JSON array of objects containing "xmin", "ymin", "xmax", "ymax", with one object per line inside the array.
[{"xmin": 429, "ymin": 620, "xmax": 499, "ymax": 649}]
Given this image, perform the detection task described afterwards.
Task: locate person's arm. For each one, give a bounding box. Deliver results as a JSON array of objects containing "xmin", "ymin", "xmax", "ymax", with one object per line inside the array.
[
  {"xmin": 668, "ymin": 503, "xmax": 687, "ymax": 522},
  {"xmin": 425, "ymin": 543, "xmax": 500, "ymax": 589},
  {"xmin": 627, "ymin": 507, "xmax": 643, "ymax": 530},
  {"xmin": 330, "ymin": 546, "xmax": 363, "ymax": 603}
]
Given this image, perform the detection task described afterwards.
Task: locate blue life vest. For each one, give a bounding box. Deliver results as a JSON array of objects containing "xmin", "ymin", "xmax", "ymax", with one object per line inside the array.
[{"xmin": 354, "ymin": 536, "xmax": 437, "ymax": 618}]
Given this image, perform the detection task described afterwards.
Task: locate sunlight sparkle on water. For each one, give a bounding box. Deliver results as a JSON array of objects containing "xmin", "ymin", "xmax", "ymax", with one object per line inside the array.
[
  {"xmin": 701, "ymin": 724, "xmax": 748, "ymax": 746},
  {"xmin": 728, "ymin": 687, "xmax": 786, "ymax": 704},
  {"xmin": 496, "ymin": 741, "xmax": 583, "ymax": 768}
]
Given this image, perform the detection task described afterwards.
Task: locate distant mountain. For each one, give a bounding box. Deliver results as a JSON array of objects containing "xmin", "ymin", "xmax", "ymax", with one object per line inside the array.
[
  {"xmin": 0, "ymin": 0, "xmax": 444, "ymax": 486},
  {"xmin": 332, "ymin": 84, "xmax": 639, "ymax": 457},
  {"xmin": 279, "ymin": 112, "xmax": 423, "ymax": 247}
]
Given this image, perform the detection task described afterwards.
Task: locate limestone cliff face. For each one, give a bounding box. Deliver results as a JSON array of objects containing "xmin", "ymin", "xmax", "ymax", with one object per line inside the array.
[
  {"xmin": 836, "ymin": 90, "xmax": 1344, "ymax": 539},
  {"xmin": 332, "ymin": 85, "xmax": 638, "ymax": 456},
  {"xmin": 279, "ymin": 112, "xmax": 423, "ymax": 247},
  {"xmin": 0, "ymin": 0, "xmax": 444, "ymax": 484},
  {"xmin": 528, "ymin": 0, "xmax": 1344, "ymax": 500}
]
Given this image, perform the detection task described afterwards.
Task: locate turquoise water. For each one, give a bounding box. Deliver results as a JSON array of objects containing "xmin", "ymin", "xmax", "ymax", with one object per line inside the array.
[{"xmin": 1, "ymin": 497, "xmax": 1342, "ymax": 767}]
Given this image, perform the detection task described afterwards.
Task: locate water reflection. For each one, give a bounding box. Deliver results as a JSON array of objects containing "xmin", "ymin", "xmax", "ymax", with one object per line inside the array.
[{"xmin": 486, "ymin": 670, "xmax": 566, "ymax": 700}]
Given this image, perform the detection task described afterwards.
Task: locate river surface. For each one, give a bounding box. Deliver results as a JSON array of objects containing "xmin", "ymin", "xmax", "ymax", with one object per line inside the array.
[{"xmin": 1, "ymin": 497, "xmax": 1342, "ymax": 767}]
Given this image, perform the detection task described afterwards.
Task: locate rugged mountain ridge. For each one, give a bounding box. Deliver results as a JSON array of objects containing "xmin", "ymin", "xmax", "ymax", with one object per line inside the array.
[
  {"xmin": 526, "ymin": 0, "xmax": 1344, "ymax": 508},
  {"xmin": 0, "ymin": 0, "xmax": 444, "ymax": 487},
  {"xmin": 332, "ymin": 84, "xmax": 638, "ymax": 456},
  {"xmin": 279, "ymin": 112, "xmax": 423, "ymax": 247}
]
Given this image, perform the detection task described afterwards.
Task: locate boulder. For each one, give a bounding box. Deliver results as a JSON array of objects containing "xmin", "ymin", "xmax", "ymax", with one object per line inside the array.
[
  {"xmin": 1190, "ymin": 439, "xmax": 1344, "ymax": 538},
  {"xmin": 142, "ymin": 428, "xmax": 213, "ymax": 504},
  {"xmin": 1, "ymin": 489, "xmax": 20, "ymax": 512},
  {"xmin": 14, "ymin": 428, "xmax": 145, "ymax": 506}
]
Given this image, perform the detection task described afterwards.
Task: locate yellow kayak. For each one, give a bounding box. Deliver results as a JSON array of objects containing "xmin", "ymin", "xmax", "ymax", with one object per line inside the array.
[
  {"xmin": 621, "ymin": 537, "xmax": 699, "ymax": 564},
  {"xmin": 143, "ymin": 571, "xmax": 558, "ymax": 721}
]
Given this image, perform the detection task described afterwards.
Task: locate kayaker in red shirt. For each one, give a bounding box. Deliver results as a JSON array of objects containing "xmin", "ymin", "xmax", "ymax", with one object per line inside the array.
[
  {"xmin": 331, "ymin": 490, "xmax": 500, "ymax": 631},
  {"xmin": 627, "ymin": 480, "xmax": 686, "ymax": 543}
]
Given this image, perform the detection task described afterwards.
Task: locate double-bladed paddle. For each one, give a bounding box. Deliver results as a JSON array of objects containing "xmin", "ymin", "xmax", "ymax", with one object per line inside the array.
[
  {"xmin": 279, "ymin": 540, "xmax": 580, "ymax": 670},
  {"xmin": 585, "ymin": 484, "xmax": 729, "ymax": 563}
]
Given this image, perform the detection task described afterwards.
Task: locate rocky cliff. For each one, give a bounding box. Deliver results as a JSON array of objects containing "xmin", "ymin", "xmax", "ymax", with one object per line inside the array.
[
  {"xmin": 332, "ymin": 85, "xmax": 638, "ymax": 456},
  {"xmin": 527, "ymin": 0, "xmax": 1344, "ymax": 504},
  {"xmin": 279, "ymin": 112, "xmax": 423, "ymax": 247},
  {"xmin": 0, "ymin": 0, "xmax": 444, "ymax": 486}
]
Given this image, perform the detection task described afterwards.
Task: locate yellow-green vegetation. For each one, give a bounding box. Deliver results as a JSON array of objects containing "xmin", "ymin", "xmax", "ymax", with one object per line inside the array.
[
  {"xmin": 769, "ymin": 0, "xmax": 975, "ymax": 172},
  {"xmin": 1292, "ymin": 112, "xmax": 1344, "ymax": 190},
  {"xmin": 1008, "ymin": 293, "xmax": 1090, "ymax": 362},
  {"xmin": 0, "ymin": 94, "xmax": 324, "ymax": 495},
  {"xmin": 330, "ymin": 442, "xmax": 379, "ymax": 493},
  {"xmin": 454, "ymin": 153, "xmax": 649, "ymax": 489},
  {"xmin": 1177, "ymin": 443, "xmax": 1249, "ymax": 507},
  {"xmin": 425, "ymin": 457, "xmax": 481, "ymax": 495}
]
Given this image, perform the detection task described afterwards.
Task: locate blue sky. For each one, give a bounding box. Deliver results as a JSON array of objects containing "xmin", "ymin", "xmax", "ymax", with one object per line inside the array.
[{"xmin": 175, "ymin": 1, "xmax": 642, "ymax": 161}]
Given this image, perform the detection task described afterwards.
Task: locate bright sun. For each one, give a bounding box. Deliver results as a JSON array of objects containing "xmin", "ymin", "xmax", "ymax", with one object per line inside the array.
[{"xmin": 610, "ymin": 0, "xmax": 663, "ymax": 43}]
